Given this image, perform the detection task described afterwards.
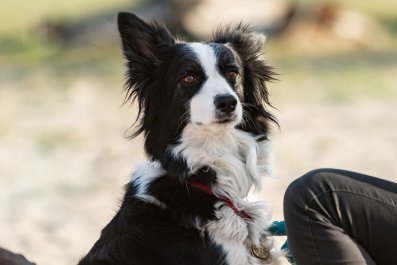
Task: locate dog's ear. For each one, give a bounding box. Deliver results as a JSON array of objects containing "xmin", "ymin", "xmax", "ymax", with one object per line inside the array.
[
  {"xmin": 212, "ymin": 24, "xmax": 277, "ymax": 136},
  {"xmin": 118, "ymin": 12, "xmax": 175, "ymax": 67},
  {"xmin": 118, "ymin": 13, "xmax": 175, "ymax": 135},
  {"xmin": 118, "ymin": 13, "xmax": 175, "ymax": 103}
]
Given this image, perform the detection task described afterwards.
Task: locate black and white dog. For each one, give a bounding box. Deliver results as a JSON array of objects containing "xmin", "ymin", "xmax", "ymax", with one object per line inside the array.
[{"xmin": 79, "ymin": 12, "xmax": 283, "ymax": 265}]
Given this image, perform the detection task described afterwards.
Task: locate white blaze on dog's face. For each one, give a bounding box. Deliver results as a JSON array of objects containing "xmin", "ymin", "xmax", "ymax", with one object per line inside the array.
[{"xmin": 188, "ymin": 43, "xmax": 243, "ymax": 128}]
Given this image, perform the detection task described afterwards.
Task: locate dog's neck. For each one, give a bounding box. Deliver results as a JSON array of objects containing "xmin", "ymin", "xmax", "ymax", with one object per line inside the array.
[{"xmin": 171, "ymin": 123, "xmax": 272, "ymax": 200}]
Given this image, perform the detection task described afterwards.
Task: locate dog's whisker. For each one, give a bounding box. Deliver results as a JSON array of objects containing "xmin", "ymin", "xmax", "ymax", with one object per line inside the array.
[
  {"xmin": 176, "ymin": 111, "xmax": 189, "ymax": 132},
  {"xmin": 241, "ymin": 110, "xmax": 255, "ymax": 128}
]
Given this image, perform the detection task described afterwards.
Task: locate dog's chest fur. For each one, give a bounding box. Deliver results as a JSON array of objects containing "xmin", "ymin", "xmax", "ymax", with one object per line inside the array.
[{"xmin": 137, "ymin": 125, "xmax": 277, "ymax": 265}]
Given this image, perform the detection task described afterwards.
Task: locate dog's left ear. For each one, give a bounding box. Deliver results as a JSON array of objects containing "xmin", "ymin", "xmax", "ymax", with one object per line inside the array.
[{"xmin": 212, "ymin": 25, "xmax": 277, "ymax": 136}]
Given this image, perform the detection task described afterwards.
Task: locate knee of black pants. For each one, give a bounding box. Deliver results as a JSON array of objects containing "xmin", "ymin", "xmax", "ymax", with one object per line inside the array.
[{"xmin": 283, "ymin": 168, "xmax": 343, "ymax": 220}]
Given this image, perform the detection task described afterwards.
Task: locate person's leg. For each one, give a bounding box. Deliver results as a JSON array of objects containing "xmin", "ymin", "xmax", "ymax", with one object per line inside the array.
[{"xmin": 284, "ymin": 169, "xmax": 397, "ymax": 265}]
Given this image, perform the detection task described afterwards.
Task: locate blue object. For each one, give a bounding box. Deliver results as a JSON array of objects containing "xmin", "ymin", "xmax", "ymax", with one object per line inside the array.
[
  {"xmin": 268, "ymin": 221, "xmax": 295, "ymax": 264},
  {"xmin": 268, "ymin": 220, "xmax": 286, "ymax": 236}
]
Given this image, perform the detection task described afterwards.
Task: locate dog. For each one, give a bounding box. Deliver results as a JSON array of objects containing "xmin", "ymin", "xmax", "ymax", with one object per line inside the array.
[{"xmin": 78, "ymin": 12, "xmax": 283, "ymax": 265}]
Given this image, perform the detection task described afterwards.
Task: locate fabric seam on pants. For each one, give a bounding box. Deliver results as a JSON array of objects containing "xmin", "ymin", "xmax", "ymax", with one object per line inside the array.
[{"xmin": 305, "ymin": 189, "xmax": 397, "ymax": 265}]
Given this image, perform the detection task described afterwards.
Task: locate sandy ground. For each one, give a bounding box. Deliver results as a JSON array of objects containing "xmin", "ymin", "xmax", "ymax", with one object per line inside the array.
[{"xmin": 0, "ymin": 78, "xmax": 396, "ymax": 265}]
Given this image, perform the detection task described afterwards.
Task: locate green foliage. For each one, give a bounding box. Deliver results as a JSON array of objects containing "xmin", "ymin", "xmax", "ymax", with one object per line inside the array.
[
  {"xmin": 0, "ymin": 0, "xmax": 133, "ymax": 34},
  {"xmin": 268, "ymin": 48, "xmax": 397, "ymax": 102},
  {"xmin": 1, "ymin": 0, "xmax": 396, "ymax": 103}
]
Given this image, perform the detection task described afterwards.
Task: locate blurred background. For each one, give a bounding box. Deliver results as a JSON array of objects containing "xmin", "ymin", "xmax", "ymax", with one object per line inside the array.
[{"xmin": 0, "ymin": 0, "xmax": 396, "ymax": 264}]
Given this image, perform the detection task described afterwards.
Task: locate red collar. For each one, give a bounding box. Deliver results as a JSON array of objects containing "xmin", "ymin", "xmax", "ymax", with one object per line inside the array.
[{"xmin": 188, "ymin": 180, "xmax": 252, "ymax": 221}]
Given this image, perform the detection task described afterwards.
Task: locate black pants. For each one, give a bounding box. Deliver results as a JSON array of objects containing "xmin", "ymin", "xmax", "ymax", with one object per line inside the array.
[{"xmin": 284, "ymin": 169, "xmax": 397, "ymax": 265}]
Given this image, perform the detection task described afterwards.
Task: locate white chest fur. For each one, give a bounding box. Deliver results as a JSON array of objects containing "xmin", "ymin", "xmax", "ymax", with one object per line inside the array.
[
  {"xmin": 172, "ymin": 124, "xmax": 282, "ymax": 265},
  {"xmin": 172, "ymin": 124, "xmax": 272, "ymax": 198},
  {"xmin": 205, "ymin": 201, "xmax": 275, "ymax": 265}
]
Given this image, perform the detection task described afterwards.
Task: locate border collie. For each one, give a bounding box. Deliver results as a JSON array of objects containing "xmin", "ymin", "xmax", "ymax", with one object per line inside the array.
[{"xmin": 79, "ymin": 12, "xmax": 283, "ymax": 265}]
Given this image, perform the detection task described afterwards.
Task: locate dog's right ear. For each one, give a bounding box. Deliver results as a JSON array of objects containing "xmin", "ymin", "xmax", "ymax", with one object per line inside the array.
[
  {"xmin": 118, "ymin": 12, "xmax": 174, "ymax": 67},
  {"xmin": 118, "ymin": 12, "xmax": 175, "ymax": 96},
  {"xmin": 118, "ymin": 12, "xmax": 175, "ymax": 134}
]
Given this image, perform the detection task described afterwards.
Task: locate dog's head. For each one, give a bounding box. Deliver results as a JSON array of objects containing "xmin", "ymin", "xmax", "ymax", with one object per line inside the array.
[{"xmin": 118, "ymin": 13, "xmax": 276, "ymax": 175}]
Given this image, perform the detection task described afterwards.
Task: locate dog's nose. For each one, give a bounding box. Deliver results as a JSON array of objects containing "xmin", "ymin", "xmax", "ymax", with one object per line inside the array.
[{"xmin": 214, "ymin": 94, "xmax": 237, "ymax": 114}]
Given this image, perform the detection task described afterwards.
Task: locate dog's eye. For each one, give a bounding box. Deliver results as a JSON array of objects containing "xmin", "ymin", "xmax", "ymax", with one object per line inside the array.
[
  {"xmin": 227, "ymin": 71, "xmax": 238, "ymax": 80},
  {"xmin": 181, "ymin": 75, "xmax": 196, "ymax": 84}
]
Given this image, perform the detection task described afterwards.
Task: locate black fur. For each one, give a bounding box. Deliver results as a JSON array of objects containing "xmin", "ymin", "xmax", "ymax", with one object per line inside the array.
[
  {"xmin": 78, "ymin": 12, "xmax": 277, "ymax": 265},
  {"xmin": 78, "ymin": 168, "xmax": 225, "ymax": 265},
  {"xmin": 212, "ymin": 24, "xmax": 278, "ymax": 135}
]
